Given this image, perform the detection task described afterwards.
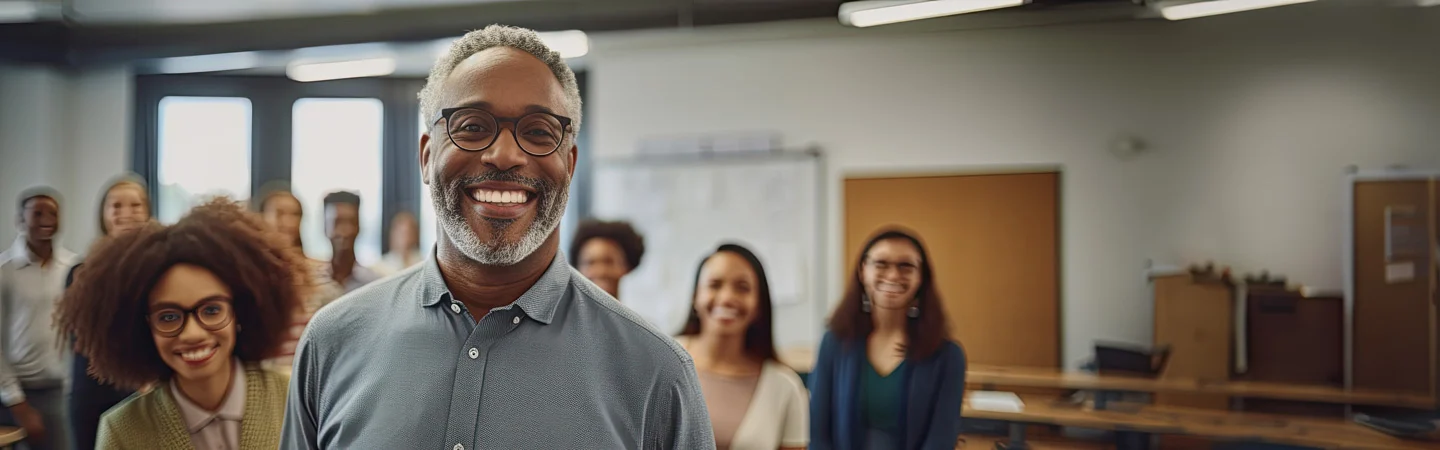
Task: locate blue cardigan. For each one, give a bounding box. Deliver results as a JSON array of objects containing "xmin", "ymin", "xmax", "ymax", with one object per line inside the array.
[{"xmin": 809, "ymin": 331, "xmax": 967, "ymax": 450}]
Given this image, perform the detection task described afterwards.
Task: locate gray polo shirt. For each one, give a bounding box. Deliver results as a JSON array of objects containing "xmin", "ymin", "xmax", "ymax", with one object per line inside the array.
[{"xmin": 280, "ymin": 251, "xmax": 715, "ymax": 450}]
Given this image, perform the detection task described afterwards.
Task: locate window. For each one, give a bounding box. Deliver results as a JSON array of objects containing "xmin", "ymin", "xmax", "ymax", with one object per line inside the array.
[
  {"xmin": 156, "ymin": 97, "xmax": 252, "ymax": 224},
  {"xmin": 291, "ymin": 98, "xmax": 385, "ymax": 265}
]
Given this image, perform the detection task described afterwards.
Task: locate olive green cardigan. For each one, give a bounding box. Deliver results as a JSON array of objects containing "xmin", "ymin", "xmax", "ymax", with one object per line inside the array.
[{"xmin": 95, "ymin": 365, "xmax": 289, "ymax": 450}]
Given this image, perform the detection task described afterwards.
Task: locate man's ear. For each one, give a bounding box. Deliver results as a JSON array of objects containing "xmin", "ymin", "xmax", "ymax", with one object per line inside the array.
[
  {"xmin": 566, "ymin": 143, "xmax": 578, "ymax": 178},
  {"xmin": 419, "ymin": 133, "xmax": 433, "ymax": 186}
]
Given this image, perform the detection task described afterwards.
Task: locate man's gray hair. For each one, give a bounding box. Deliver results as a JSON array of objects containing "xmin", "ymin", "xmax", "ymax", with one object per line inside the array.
[{"xmin": 418, "ymin": 24, "xmax": 583, "ymax": 139}]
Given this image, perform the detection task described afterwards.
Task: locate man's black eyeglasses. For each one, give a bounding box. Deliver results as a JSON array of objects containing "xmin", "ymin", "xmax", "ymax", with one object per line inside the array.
[{"xmin": 432, "ymin": 107, "xmax": 573, "ymax": 156}]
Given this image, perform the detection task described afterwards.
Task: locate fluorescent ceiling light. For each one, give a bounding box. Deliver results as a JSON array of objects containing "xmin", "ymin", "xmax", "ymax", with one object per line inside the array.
[
  {"xmin": 1159, "ymin": 0, "xmax": 1316, "ymax": 21},
  {"xmin": 431, "ymin": 30, "xmax": 589, "ymax": 60},
  {"xmin": 538, "ymin": 30, "xmax": 589, "ymax": 59},
  {"xmin": 156, "ymin": 52, "xmax": 262, "ymax": 74},
  {"xmin": 842, "ymin": 0, "xmax": 1027, "ymax": 28},
  {"xmin": 0, "ymin": 1, "xmax": 58, "ymax": 23},
  {"xmin": 286, "ymin": 57, "xmax": 396, "ymax": 82}
]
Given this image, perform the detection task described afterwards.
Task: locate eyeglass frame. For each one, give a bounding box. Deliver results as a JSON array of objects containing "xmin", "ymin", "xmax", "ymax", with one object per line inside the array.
[
  {"xmin": 147, "ymin": 297, "xmax": 235, "ymax": 338},
  {"xmin": 430, "ymin": 107, "xmax": 574, "ymax": 157}
]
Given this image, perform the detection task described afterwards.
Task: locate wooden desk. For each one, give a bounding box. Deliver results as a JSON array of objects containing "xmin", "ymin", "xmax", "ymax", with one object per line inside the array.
[
  {"xmin": 0, "ymin": 426, "xmax": 24, "ymax": 448},
  {"xmin": 968, "ymin": 365, "xmax": 1435, "ymax": 409},
  {"xmin": 963, "ymin": 395, "xmax": 1440, "ymax": 450},
  {"xmin": 956, "ymin": 433, "xmax": 1109, "ymax": 449}
]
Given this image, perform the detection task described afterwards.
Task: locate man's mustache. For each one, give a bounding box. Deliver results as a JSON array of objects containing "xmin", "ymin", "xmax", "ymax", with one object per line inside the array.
[{"xmin": 446, "ymin": 171, "xmax": 554, "ymax": 195}]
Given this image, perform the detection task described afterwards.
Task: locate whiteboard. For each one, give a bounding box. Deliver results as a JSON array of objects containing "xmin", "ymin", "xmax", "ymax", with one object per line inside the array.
[{"xmin": 591, "ymin": 150, "xmax": 824, "ymax": 351}]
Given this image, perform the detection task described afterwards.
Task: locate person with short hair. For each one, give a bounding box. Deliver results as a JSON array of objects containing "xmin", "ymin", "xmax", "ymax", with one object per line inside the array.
[
  {"xmin": 65, "ymin": 174, "xmax": 152, "ymax": 450},
  {"xmin": 569, "ymin": 219, "xmax": 646, "ymax": 300},
  {"xmin": 314, "ymin": 191, "xmax": 377, "ymax": 303},
  {"xmin": 0, "ymin": 186, "xmax": 77, "ymax": 450},
  {"xmin": 281, "ymin": 24, "xmax": 713, "ymax": 449},
  {"xmin": 56, "ymin": 198, "xmax": 306, "ymax": 449}
]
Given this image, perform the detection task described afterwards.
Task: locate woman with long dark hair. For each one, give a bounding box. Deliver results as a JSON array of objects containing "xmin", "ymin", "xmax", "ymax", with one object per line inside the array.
[
  {"xmin": 809, "ymin": 228, "xmax": 966, "ymax": 450},
  {"xmin": 677, "ymin": 244, "xmax": 808, "ymax": 450},
  {"xmin": 66, "ymin": 174, "xmax": 152, "ymax": 450}
]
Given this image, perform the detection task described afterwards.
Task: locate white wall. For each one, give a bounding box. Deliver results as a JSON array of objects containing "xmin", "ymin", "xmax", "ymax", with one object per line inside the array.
[
  {"xmin": 0, "ymin": 65, "xmax": 133, "ymax": 254},
  {"xmin": 588, "ymin": 5, "xmax": 1440, "ymax": 367}
]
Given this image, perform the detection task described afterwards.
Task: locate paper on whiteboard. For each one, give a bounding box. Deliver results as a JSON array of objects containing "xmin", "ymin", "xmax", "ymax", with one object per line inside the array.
[
  {"xmin": 765, "ymin": 242, "xmax": 804, "ymax": 306},
  {"xmin": 1386, "ymin": 261, "xmax": 1415, "ymax": 283}
]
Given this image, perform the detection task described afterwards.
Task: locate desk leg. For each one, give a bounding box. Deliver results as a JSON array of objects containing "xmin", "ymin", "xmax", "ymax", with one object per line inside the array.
[
  {"xmin": 1114, "ymin": 431, "xmax": 1152, "ymax": 450},
  {"xmin": 995, "ymin": 423, "xmax": 1030, "ymax": 450}
]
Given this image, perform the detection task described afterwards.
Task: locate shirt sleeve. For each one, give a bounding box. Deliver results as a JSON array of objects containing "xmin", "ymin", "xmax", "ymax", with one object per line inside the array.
[
  {"xmin": 808, "ymin": 333, "xmax": 837, "ymax": 450},
  {"xmin": 0, "ymin": 264, "xmax": 26, "ymax": 407},
  {"xmin": 650, "ymin": 357, "xmax": 716, "ymax": 450},
  {"xmin": 279, "ymin": 328, "xmax": 321, "ymax": 450},
  {"xmin": 920, "ymin": 343, "xmax": 967, "ymax": 450},
  {"xmin": 779, "ymin": 369, "xmax": 809, "ymax": 448}
]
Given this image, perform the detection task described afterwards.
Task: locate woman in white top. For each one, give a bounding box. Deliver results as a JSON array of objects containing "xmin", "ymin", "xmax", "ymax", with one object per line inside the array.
[{"xmin": 678, "ymin": 243, "xmax": 808, "ymax": 450}]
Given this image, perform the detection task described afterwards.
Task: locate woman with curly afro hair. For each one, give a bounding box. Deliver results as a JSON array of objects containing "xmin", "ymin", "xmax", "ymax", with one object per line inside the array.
[
  {"xmin": 568, "ymin": 219, "xmax": 645, "ymax": 301},
  {"xmin": 56, "ymin": 198, "xmax": 309, "ymax": 450}
]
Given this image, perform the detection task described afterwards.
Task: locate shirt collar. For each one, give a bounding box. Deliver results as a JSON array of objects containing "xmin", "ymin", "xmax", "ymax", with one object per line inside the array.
[
  {"xmin": 6, "ymin": 236, "xmax": 76, "ymax": 268},
  {"xmin": 419, "ymin": 249, "xmax": 571, "ymax": 325},
  {"xmin": 169, "ymin": 358, "xmax": 247, "ymax": 433}
]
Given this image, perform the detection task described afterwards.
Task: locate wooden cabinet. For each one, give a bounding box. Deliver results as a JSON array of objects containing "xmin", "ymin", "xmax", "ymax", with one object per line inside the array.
[
  {"xmin": 1152, "ymin": 274, "xmax": 1234, "ymax": 409},
  {"xmin": 1241, "ymin": 288, "xmax": 1345, "ymax": 416}
]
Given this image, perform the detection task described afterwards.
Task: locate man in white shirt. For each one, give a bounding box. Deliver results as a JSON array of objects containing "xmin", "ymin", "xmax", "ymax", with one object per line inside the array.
[{"xmin": 0, "ymin": 187, "xmax": 77, "ymax": 450}]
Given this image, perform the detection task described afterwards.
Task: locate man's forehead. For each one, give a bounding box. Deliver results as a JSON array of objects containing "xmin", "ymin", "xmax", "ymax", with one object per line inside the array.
[
  {"xmin": 24, "ymin": 196, "xmax": 58, "ymax": 208},
  {"xmin": 439, "ymin": 47, "xmax": 569, "ymax": 116}
]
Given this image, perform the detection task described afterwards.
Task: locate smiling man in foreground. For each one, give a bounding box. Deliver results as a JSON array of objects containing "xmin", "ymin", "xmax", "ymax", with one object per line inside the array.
[{"xmin": 280, "ymin": 25, "xmax": 714, "ymax": 449}]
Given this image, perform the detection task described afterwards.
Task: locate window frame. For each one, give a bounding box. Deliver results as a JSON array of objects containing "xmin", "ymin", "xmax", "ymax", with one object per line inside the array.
[
  {"xmin": 134, "ymin": 75, "xmax": 425, "ymax": 253},
  {"xmin": 133, "ymin": 71, "xmax": 591, "ymax": 256}
]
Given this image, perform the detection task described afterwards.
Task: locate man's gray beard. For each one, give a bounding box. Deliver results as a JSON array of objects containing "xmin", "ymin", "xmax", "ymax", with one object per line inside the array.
[{"xmin": 430, "ymin": 174, "xmax": 568, "ymax": 266}]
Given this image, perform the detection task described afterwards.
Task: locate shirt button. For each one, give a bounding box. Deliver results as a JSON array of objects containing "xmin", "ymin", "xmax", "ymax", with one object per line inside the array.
[
  {"xmin": 512, "ymin": 316, "xmax": 521, "ymax": 325},
  {"xmin": 450, "ymin": 303, "xmax": 462, "ymax": 314},
  {"xmin": 453, "ymin": 445, "xmax": 464, "ymax": 450},
  {"xmin": 467, "ymin": 347, "xmax": 479, "ymax": 359}
]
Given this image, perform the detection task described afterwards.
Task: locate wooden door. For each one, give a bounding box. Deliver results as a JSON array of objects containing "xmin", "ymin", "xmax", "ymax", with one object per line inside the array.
[
  {"xmin": 843, "ymin": 172, "xmax": 1060, "ymax": 367},
  {"xmin": 1353, "ymin": 179, "xmax": 1436, "ymax": 394}
]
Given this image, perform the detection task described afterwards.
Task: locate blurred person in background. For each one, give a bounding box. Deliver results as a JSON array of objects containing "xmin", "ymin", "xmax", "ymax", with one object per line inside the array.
[
  {"xmin": 66, "ymin": 174, "xmax": 151, "ymax": 450},
  {"xmin": 374, "ymin": 210, "xmax": 423, "ymax": 277},
  {"xmin": 281, "ymin": 24, "xmax": 711, "ymax": 449},
  {"xmin": 255, "ymin": 183, "xmax": 327, "ymax": 376},
  {"xmin": 257, "ymin": 182, "xmax": 306, "ymax": 254},
  {"xmin": 313, "ymin": 191, "xmax": 377, "ymax": 306},
  {"xmin": 809, "ymin": 228, "xmax": 966, "ymax": 450},
  {"xmin": 0, "ymin": 187, "xmax": 76, "ymax": 450},
  {"xmin": 568, "ymin": 219, "xmax": 645, "ymax": 301},
  {"xmin": 677, "ymin": 244, "xmax": 808, "ymax": 450},
  {"xmin": 57, "ymin": 198, "xmax": 305, "ymax": 450}
]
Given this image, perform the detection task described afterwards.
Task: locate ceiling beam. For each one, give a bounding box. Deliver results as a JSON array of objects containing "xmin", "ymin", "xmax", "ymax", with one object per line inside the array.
[{"xmin": 65, "ymin": 0, "xmax": 841, "ymax": 65}]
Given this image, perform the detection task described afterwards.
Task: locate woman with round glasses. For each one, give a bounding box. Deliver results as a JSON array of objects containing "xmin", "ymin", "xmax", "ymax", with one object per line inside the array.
[
  {"xmin": 56, "ymin": 198, "xmax": 307, "ymax": 450},
  {"xmin": 809, "ymin": 227, "xmax": 966, "ymax": 450}
]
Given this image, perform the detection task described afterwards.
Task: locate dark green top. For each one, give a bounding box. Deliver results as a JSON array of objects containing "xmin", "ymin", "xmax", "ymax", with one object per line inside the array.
[{"xmin": 861, "ymin": 356, "xmax": 908, "ymax": 434}]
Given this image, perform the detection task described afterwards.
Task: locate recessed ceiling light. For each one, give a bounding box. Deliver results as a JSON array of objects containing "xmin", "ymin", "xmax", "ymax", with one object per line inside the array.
[{"xmin": 286, "ymin": 57, "xmax": 397, "ymax": 82}]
